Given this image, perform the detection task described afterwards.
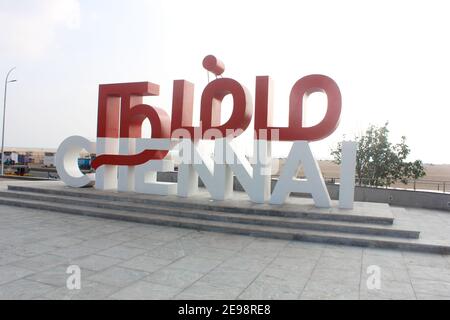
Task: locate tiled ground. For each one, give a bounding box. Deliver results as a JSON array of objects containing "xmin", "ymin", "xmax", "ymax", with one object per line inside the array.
[{"xmin": 1, "ymin": 204, "xmax": 450, "ymax": 299}]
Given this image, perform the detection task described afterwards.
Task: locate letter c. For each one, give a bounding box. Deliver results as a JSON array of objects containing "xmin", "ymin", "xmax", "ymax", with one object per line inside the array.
[{"xmin": 55, "ymin": 136, "xmax": 96, "ymax": 187}]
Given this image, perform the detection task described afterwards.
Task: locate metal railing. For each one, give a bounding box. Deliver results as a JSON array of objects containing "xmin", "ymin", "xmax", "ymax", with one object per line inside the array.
[{"xmin": 324, "ymin": 176, "xmax": 450, "ymax": 193}]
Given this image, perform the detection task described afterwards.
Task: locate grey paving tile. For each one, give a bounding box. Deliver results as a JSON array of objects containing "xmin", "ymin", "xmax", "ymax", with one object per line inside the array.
[
  {"xmin": 68, "ymin": 228, "xmax": 115, "ymax": 241},
  {"xmin": 0, "ymin": 252, "xmax": 25, "ymax": 266},
  {"xmin": 121, "ymin": 237, "xmax": 167, "ymax": 250},
  {"xmin": 115, "ymin": 225, "xmax": 167, "ymax": 238},
  {"xmin": 360, "ymin": 280, "xmax": 416, "ymax": 300},
  {"xmin": 0, "ymin": 279, "xmax": 56, "ymax": 300},
  {"xmin": 268, "ymin": 256, "xmax": 317, "ymax": 273},
  {"xmin": 44, "ymin": 280, "xmax": 119, "ymax": 300},
  {"xmin": 220, "ymin": 256, "xmax": 269, "ymax": 273},
  {"xmin": 145, "ymin": 243, "xmax": 188, "ymax": 260},
  {"xmin": 315, "ymin": 256, "xmax": 362, "ymax": 272},
  {"xmin": 407, "ymin": 265, "xmax": 450, "ymax": 283},
  {"xmin": 50, "ymin": 245, "xmax": 101, "ymax": 259},
  {"xmin": 257, "ymin": 267, "xmax": 310, "ymax": 289},
  {"xmin": 411, "ymin": 278, "xmax": 450, "ymax": 297},
  {"xmin": 88, "ymin": 266, "xmax": 149, "ymax": 287},
  {"xmin": 26, "ymin": 265, "xmax": 95, "ymax": 287},
  {"xmin": 445, "ymin": 255, "xmax": 450, "ymax": 267},
  {"xmin": 239, "ymin": 280, "xmax": 302, "ymax": 300},
  {"xmin": 37, "ymin": 236, "xmax": 84, "ymax": 248},
  {"xmin": 71, "ymin": 254, "xmax": 122, "ymax": 272},
  {"xmin": 144, "ymin": 267, "xmax": 204, "ymax": 289},
  {"xmin": 362, "ymin": 254, "xmax": 406, "ymax": 269},
  {"xmin": 246, "ymin": 238, "xmax": 289, "ymax": 251},
  {"xmin": 80, "ymin": 237, "xmax": 126, "ymax": 250},
  {"xmin": 12, "ymin": 254, "xmax": 68, "ymax": 272},
  {"xmin": 169, "ymin": 256, "xmax": 223, "ymax": 273},
  {"xmin": 0, "ymin": 227, "xmax": 31, "ymax": 238},
  {"xmin": 111, "ymin": 281, "xmax": 181, "ymax": 300},
  {"xmin": 160, "ymin": 238, "xmax": 204, "ymax": 255},
  {"xmin": 200, "ymin": 267, "xmax": 258, "ymax": 289},
  {"xmin": 310, "ymin": 267, "xmax": 361, "ymax": 285},
  {"xmin": 402, "ymin": 252, "xmax": 449, "ymax": 268},
  {"xmin": 0, "ymin": 264, "xmax": 34, "ymax": 285},
  {"xmin": 119, "ymin": 255, "xmax": 173, "ymax": 273},
  {"xmin": 236, "ymin": 248, "xmax": 280, "ymax": 261},
  {"xmin": 189, "ymin": 234, "xmax": 254, "ymax": 251},
  {"xmin": 95, "ymin": 231, "xmax": 142, "ymax": 243},
  {"xmin": 176, "ymin": 281, "xmax": 242, "ymax": 300},
  {"xmin": 278, "ymin": 246, "xmax": 323, "ymax": 260},
  {"xmin": 285, "ymin": 241, "xmax": 326, "ymax": 251},
  {"xmin": 363, "ymin": 248, "xmax": 403, "ymax": 259},
  {"xmin": 322, "ymin": 245, "xmax": 363, "ymax": 260},
  {"xmin": 183, "ymin": 246, "xmax": 236, "ymax": 261},
  {"xmin": 13, "ymin": 230, "xmax": 61, "ymax": 246},
  {"xmin": 300, "ymin": 280, "xmax": 359, "ymax": 300},
  {"xmin": 416, "ymin": 293, "xmax": 450, "ymax": 300},
  {"xmin": 11, "ymin": 243, "xmax": 56, "ymax": 257},
  {"xmin": 142, "ymin": 228, "xmax": 192, "ymax": 242},
  {"xmin": 87, "ymin": 224, "xmax": 129, "ymax": 234},
  {"xmin": 237, "ymin": 240, "xmax": 287, "ymax": 260},
  {"xmin": 363, "ymin": 266, "xmax": 411, "ymax": 283},
  {"xmin": 98, "ymin": 245, "xmax": 147, "ymax": 260}
]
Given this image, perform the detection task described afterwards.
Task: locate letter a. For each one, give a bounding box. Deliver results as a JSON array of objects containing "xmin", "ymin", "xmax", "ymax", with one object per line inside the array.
[{"xmin": 270, "ymin": 141, "xmax": 331, "ymax": 207}]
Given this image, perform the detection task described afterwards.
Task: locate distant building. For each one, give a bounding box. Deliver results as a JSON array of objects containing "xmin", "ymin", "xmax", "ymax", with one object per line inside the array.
[
  {"xmin": 3, "ymin": 147, "xmax": 94, "ymax": 167},
  {"xmin": 2, "ymin": 151, "xmax": 19, "ymax": 164},
  {"xmin": 4, "ymin": 147, "xmax": 57, "ymax": 165},
  {"xmin": 43, "ymin": 152, "xmax": 56, "ymax": 167}
]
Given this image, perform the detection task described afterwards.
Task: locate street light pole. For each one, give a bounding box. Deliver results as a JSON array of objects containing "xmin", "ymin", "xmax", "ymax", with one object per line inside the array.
[{"xmin": 1, "ymin": 67, "xmax": 17, "ymax": 176}]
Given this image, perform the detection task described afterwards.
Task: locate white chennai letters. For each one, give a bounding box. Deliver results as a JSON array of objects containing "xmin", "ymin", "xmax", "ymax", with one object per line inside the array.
[{"xmin": 55, "ymin": 136, "xmax": 357, "ymax": 209}]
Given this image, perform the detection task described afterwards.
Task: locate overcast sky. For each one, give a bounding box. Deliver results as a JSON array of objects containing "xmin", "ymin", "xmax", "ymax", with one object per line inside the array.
[{"xmin": 1, "ymin": 0, "xmax": 450, "ymax": 164}]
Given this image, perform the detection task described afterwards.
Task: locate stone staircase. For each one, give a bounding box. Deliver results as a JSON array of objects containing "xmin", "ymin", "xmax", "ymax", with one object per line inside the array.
[{"xmin": 0, "ymin": 184, "xmax": 449, "ymax": 253}]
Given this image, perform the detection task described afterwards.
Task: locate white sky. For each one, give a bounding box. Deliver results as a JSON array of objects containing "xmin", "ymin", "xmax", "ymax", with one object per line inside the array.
[{"xmin": 1, "ymin": 0, "xmax": 450, "ymax": 163}]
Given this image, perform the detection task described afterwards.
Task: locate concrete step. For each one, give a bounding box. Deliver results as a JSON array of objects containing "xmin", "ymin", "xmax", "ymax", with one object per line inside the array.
[
  {"xmin": 7, "ymin": 185, "xmax": 395, "ymax": 225},
  {"xmin": 0, "ymin": 190, "xmax": 420, "ymax": 239},
  {"xmin": 0, "ymin": 196, "xmax": 448, "ymax": 254}
]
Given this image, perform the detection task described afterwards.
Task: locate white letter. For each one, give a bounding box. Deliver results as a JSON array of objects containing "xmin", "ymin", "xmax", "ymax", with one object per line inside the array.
[
  {"xmin": 55, "ymin": 136, "xmax": 95, "ymax": 188},
  {"xmin": 339, "ymin": 141, "xmax": 357, "ymax": 209},
  {"xmin": 220, "ymin": 138, "xmax": 272, "ymax": 203},
  {"xmin": 177, "ymin": 139, "xmax": 232, "ymax": 200},
  {"xmin": 95, "ymin": 137, "xmax": 119, "ymax": 190},
  {"xmin": 117, "ymin": 138, "xmax": 136, "ymax": 192},
  {"xmin": 270, "ymin": 141, "xmax": 331, "ymax": 208},
  {"xmin": 134, "ymin": 138, "xmax": 177, "ymax": 195}
]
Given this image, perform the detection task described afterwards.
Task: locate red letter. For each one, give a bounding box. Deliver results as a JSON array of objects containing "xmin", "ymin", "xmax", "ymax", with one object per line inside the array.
[
  {"xmin": 254, "ymin": 76, "xmax": 274, "ymax": 139},
  {"xmin": 200, "ymin": 78, "xmax": 253, "ymax": 139},
  {"xmin": 171, "ymin": 80, "xmax": 198, "ymax": 140},
  {"xmin": 92, "ymin": 82, "xmax": 170, "ymax": 169},
  {"xmin": 255, "ymin": 74, "xmax": 341, "ymax": 141}
]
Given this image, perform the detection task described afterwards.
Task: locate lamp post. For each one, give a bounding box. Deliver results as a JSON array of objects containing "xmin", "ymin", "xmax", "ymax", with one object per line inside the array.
[{"xmin": 1, "ymin": 67, "xmax": 17, "ymax": 176}]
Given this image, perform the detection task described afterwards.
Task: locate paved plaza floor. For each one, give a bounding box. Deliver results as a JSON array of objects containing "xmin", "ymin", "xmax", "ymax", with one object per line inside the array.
[{"xmin": 1, "ymin": 202, "xmax": 450, "ymax": 300}]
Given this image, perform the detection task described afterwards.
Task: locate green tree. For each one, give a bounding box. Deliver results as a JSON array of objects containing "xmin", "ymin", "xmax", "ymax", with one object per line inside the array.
[{"xmin": 331, "ymin": 123, "xmax": 426, "ymax": 187}]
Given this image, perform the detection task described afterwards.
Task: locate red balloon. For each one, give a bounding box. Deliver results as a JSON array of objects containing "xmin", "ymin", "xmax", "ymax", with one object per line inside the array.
[{"xmin": 202, "ymin": 55, "xmax": 225, "ymax": 76}]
